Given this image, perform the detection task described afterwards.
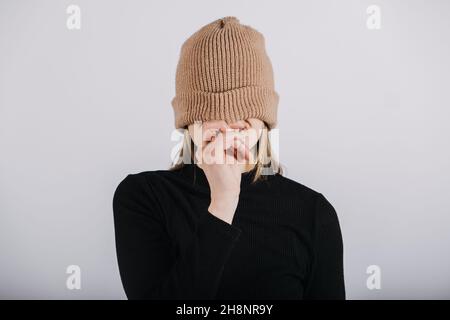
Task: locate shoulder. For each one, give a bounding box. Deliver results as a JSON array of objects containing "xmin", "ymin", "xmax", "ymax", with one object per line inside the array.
[
  {"xmin": 114, "ymin": 169, "xmax": 178, "ymax": 193},
  {"xmin": 113, "ymin": 170, "xmax": 177, "ymax": 210},
  {"xmin": 273, "ymin": 174, "xmax": 340, "ymax": 226},
  {"xmin": 113, "ymin": 172, "xmax": 151, "ymax": 198},
  {"xmin": 314, "ymin": 192, "xmax": 340, "ymax": 227},
  {"xmin": 272, "ymin": 173, "xmax": 320, "ymax": 204}
]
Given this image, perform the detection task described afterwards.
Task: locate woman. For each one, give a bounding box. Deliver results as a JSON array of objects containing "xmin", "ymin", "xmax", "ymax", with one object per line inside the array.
[{"xmin": 112, "ymin": 16, "xmax": 345, "ymax": 300}]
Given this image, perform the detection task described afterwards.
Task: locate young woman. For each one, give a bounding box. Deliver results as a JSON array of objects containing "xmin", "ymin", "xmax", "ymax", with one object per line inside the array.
[{"xmin": 112, "ymin": 16, "xmax": 345, "ymax": 300}]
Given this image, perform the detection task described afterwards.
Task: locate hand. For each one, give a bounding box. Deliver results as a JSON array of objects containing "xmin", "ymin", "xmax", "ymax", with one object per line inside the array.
[{"xmin": 195, "ymin": 122, "xmax": 250, "ymax": 224}]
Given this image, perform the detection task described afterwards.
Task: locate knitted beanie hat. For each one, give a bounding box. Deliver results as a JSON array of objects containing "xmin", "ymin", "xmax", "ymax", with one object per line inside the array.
[{"xmin": 171, "ymin": 16, "xmax": 279, "ymax": 129}]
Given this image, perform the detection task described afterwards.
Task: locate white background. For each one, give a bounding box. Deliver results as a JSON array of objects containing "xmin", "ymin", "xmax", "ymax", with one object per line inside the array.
[{"xmin": 1, "ymin": 0, "xmax": 449, "ymax": 299}]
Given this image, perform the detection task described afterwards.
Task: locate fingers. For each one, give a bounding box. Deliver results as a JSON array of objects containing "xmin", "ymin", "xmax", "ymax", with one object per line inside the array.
[
  {"xmin": 202, "ymin": 120, "xmax": 229, "ymax": 132},
  {"xmin": 200, "ymin": 132, "xmax": 224, "ymax": 165},
  {"xmin": 201, "ymin": 121, "xmax": 229, "ymax": 148},
  {"xmin": 204, "ymin": 130, "xmax": 235, "ymax": 154},
  {"xmin": 199, "ymin": 130, "xmax": 250, "ymax": 165},
  {"xmin": 227, "ymin": 120, "xmax": 250, "ymax": 131},
  {"xmin": 200, "ymin": 120, "xmax": 249, "ymax": 146},
  {"xmin": 234, "ymin": 139, "xmax": 250, "ymax": 162},
  {"xmin": 202, "ymin": 127, "xmax": 220, "ymax": 145}
]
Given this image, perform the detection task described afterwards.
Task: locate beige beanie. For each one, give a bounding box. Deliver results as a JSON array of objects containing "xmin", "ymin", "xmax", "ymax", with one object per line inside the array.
[{"xmin": 171, "ymin": 16, "xmax": 279, "ymax": 129}]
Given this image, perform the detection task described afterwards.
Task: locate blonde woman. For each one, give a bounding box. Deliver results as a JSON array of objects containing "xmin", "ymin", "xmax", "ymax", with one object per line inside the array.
[{"xmin": 112, "ymin": 17, "xmax": 345, "ymax": 300}]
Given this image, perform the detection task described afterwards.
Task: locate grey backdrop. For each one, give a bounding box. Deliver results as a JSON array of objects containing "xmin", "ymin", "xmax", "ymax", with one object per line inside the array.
[{"xmin": 1, "ymin": 0, "xmax": 449, "ymax": 299}]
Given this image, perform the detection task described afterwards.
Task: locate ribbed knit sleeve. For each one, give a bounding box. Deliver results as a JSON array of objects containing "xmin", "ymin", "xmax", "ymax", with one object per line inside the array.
[
  {"xmin": 112, "ymin": 174, "xmax": 242, "ymax": 300},
  {"xmin": 303, "ymin": 193, "xmax": 346, "ymax": 300}
]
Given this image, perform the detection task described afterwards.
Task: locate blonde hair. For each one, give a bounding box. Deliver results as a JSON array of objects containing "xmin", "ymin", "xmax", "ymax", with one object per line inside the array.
[{"xmin": 169, "ymin": 123, "xmax": 284, "ymax": 184}]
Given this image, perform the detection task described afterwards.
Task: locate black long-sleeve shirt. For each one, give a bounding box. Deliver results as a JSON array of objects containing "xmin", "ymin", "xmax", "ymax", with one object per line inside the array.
[{"xmin": 112, "ymin": 164, "xmax": 345, "ymax": 300}]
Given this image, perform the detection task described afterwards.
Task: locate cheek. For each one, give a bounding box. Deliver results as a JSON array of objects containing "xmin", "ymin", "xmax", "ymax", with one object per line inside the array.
[
  {"xmin": 240, "ymin": 130, "xmax": 259, "ymax": 149},
  {"xmin": 188, "ymin": 125, "xmax": 203, "ymax": 147},
  {"xmin": 247, "ymin": 137, "xmax": 259, "ymax": 149}
]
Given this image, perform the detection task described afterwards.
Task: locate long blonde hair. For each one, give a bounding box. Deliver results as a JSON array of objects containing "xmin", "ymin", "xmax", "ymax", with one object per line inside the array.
[{"xmin": 169, "ymin": 123, "xmax": 284, "ymax": 184}]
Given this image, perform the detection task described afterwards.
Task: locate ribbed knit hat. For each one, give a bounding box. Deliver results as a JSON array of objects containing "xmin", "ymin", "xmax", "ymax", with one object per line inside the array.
[{"xmin": 171, "ymin": 16, "xmax": 279, "ymax": 129}]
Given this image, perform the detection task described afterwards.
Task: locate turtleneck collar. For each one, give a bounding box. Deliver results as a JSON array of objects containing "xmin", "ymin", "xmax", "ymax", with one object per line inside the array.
[{"xmin": 178, "ymin": 163, "xmax": 258, "ymax": 190}]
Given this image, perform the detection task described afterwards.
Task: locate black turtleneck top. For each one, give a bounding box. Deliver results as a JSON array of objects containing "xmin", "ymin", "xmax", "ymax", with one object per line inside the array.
[{"xmin": 112, "ymin": 164, "xmax": 345, "ymax": 300}]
